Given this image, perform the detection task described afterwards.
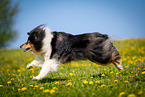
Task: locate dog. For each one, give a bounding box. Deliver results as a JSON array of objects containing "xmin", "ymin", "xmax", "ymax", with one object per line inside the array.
[{"xmin": 20, "ymin": 24, "xmax": 123, "ymax": 80}]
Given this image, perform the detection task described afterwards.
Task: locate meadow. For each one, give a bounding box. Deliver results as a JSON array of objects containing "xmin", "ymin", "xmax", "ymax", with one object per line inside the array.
[{"xmin": 0, "ymin": 39, "xmax": 145, "ymax": 97}]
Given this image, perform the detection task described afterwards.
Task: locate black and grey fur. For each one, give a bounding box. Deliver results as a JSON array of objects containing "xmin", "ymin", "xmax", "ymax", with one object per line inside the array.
[{"xmin": 50, "ymin": 31, "xmax": 121, "ymax": 65}]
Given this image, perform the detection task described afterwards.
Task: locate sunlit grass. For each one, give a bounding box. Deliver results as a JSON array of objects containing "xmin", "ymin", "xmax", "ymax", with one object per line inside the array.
[{"xmin": 0, "ymin": 38, "xmax": 145, "ymax": 97}]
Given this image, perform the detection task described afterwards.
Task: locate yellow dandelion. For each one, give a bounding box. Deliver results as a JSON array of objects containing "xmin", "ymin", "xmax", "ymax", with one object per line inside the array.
[
  {"xmin": 40, "ymin": 87, "xmax": 44, "ymax": 90},
  {"xmin": 11, "ymin": 78, "xmax": 15, "ymax": 80},
  {"xmin": 60, "ymin": 67, "xmax": 64, "ymax": 70},
  {"xmin": 43, "ymin": 89, "xmax": 50, "ymax": 93},
  {"xmin": 59, "ymin": 73, "xmax": 63, "ymax": 75},
  {"xmin": 101, "ymin": 84, "xmax": 106, "ymax": 87},
  {"xmin": 118, "ymin": 92, "xmax": 125, "ymax": 97},
  {"xmin": 7, "ymin": 81, "xmax": 11, "ymax": 84},
  {"xmin": 110, "ymin": 71, "xmax": 114, "ymax": 73},
  {"xmin": 95, "ymin": 81, "xmax": 100, "ymax": 84},
  {"xmin": 17, "ymin": 69, "xmax": 21, "ymax": 72},
  {"xmin": 69, "ymin": 73, "xmax": 73, "ymax": 76},
  {"xmin": 21, "ymin": 87, "xmax": 27, "ymax": 91},
  {"xmin": 55, "ymin": 82, "xmax": 59, "ymax": 85},
  {"xmin": 141, "ymin": 71, "xmax": 145, "ymax": 74},
  {"xmin": 53, "ymin": 87, "xmax": 58, "ymax": 90},
  {"xmin": 18, "ymin": 73, "xmax": 21, "ymax": 77},
  {"xmin": 29, "ymin": 85, "xmax": 33, "ymax": 87},
  {"xmin": 90, "ymin": 77, "xmax": 93, "ymax": 79},
  {"xmin": 125, "ymin": 66, "xmax": 128, "ymax": 68},
  {"xmin": 127, "ymin": 94, "xmax": 136, "ymax": 97},
  {"xmin": 34, "ymin": 85, "xmax": 39, "ymax": 88},
  {"xmin": 138, "ymin": 91, "xmax": 143, "ymax": 95},
  {"xmin": 50, "ymin": 89, "xmax": 55, "ymax": 94},
  {"xmin": 124, "ymin": 81, "xmax": 129, "ymax": 83},
  {"xmin": 83, "ymin": 80, "xmax": 88, "ymax": 84},
  {"xmin": 0, "ymin": 85, "xmax": 3, "ymax": 87},
  {"xmin": 89, "ymin": 81, "xmax": 93, "ymax": 85},
  {"xmin": 18, "ymin": 88, "xmax": 21, "ymax": 91},
  {"xmin": 101, "ymin": 74, "xmax": 105, "ymax": 77},
  {"xmin": 46, "ymin": 75, "xmax": 50, "ymax": 77},
  {"xmin": 104, "ymin": 68, "xmax": 107, "ymax": 71},
  {"xmin": 65, "ymin": 82, "xmax": 72, "ymax": 86},
  {"xmin": 30, "ymin": 76, "xmax": 33, "ymax": 78},
  {"xmin": 114, "ymin": 80, "xmax": 118, "ymax": 83}
]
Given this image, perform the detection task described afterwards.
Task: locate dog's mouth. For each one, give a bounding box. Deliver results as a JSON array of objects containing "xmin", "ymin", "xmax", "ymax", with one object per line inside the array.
[{"xmin": 24, "ymin": 47, "xmax": 31, "ymax": 52}]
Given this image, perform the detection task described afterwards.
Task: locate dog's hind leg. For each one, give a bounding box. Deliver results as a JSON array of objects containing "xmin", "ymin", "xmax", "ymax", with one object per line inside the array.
[{"xmin": 113, "ymin": 59, "xmax": 123, "ymax": 71}]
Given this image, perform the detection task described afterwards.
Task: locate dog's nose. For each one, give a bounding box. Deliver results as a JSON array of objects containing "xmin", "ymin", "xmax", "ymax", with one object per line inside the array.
[{"xmin": 20, "ymin": 44, "xmax": 23, "ymax": 48}]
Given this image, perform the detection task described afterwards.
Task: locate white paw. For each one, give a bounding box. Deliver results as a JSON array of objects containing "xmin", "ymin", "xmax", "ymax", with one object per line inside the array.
[
  {"xmin": 26, "ymin": 63, "xmax": 33, "ymax": 69},
  {"xmin": 32, "ymin": 76, "xmax": 42, "ymax": 80}
]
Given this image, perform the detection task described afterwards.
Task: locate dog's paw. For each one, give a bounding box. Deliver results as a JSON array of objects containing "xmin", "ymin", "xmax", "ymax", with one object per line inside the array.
[
  {"xmin": 32, "ymin": 76, "xmax": 41, "ymax": 80},
  {"xmin": 26, "ymin": 63, "xmax": 33, "ymax": 69}
]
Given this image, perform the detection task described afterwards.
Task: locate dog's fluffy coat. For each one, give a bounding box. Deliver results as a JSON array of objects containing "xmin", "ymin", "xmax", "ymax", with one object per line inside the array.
[{"xmin": 20, "ymin": 25, "xmax": 123, "ymax": 80}]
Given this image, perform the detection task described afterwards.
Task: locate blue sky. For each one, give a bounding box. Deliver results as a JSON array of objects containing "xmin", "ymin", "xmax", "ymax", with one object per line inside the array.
[{"xmin": 10, "ymin": 0, "xmax": 145, "ymax": 48}]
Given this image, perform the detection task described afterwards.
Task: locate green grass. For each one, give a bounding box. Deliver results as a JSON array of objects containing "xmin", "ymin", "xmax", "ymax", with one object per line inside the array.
[{"xmin": 0, "ymin": 39, "xmax": 145, "ymax": 97}]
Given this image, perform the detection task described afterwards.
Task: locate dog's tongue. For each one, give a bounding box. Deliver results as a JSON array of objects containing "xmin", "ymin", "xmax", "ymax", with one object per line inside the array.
[{"xmin": 24, "ymin": 48, "xmax": 31, "ymax": 52}]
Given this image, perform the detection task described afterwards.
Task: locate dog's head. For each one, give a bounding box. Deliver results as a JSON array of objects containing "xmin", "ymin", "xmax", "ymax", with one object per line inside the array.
[{"xmin": 20, "ymin": 24, "xmax": 46, "ymax": 54}]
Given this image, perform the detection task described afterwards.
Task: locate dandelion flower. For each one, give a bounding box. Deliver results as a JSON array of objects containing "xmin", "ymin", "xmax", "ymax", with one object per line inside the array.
[
  {"xmin": 60, "ymin": 67, "xmax": 64, "ymax": 70},
  {"xmin": 55, "ymin": 82, "xmax": 59, "ymax": 85},
  {"xmin": 21, "ymin": 87, "xmax": 27, "ymax": 91},
  {"xmin": 65, "ymin": 82, "xmax": 72, "ymax": 86},
  {"xmin": 89, "ymin": 81, "xmax": 93, "ymax": 85},
  {"xmin": 53, "ymin": 87, "xmax": 58, "ymax": 90},
  {"xmin": 125, "ymin": 66, "xmax": 128, "ymax": 68},
  {"xmin": 101, "ymin": 84, "xmax": 106, "ymax": 87},
  {"xmin": 110, "ymin": 71, "xmax": 114, "ymax": 73},
  {"xmin": 83, "ymin": 80, "xmax": 88, "ymax": 84},
  {"xmin": 7, "ymin": 81, "xmax": 11, "ymax": 84},
  {"xmin": 0, "ymin": 85, "xmax": 3, "ymax": 87},
  {"xmin": 124, "ymin": 81, "xmax": 129, "ymax": 83},
  {"xmin": 34, "ymin": 85, "xmax": 39, "ymax": 88},
  {"xmin": 18, "ymin": 88, "xmax": 21, "ymax": 91},
  {"xmin": 114, "ymin": 80, "xmax": 118, "ymax": 83},
  {"xmin": 141, "ymin": 71, "xmax": 145, "ymax": 74},
  {"xmin": 69, "ymin": 73, "xmax": 73, "ymax": 76},
  {"xmin": 101, "ymin": 74, "xmax": 105, "ymax": 77},
  {"xmin": 90, "ymin": 77, "xmax": 93, "ymax": 79},
  {"xmin": 127, "ymin": 94, "xmax": 136, "ymax": 97},
  {"xmin": 138, "ymin": 91, "xmax": 143, "ymax": 95},
  {"xmin": 95, "ymin": 81, "xmax": 100, "ymax": 84},
  {"xmin": 50, "ymin": 89, "xmax": 55, "ymax": 94},
  {"xmin": 40, "ymin": 87, "xmax": 44, "ymax": 90},
  {"xmin": 118, "ymin": 92, "xmax": 125, "ymax": 97},
  {"xmin": 43, "ymin": 89, "xmax": 49, "ymax": 93},
  {"xmin": 104, "ymin": 68, "xmax": 107, "ymax": 71},
  {"xmin": 11, "ymin": 78, "xmax": 15, "ymax": 80},
  {"xmin": 29, "ymin": 85, "xmax": 33, "ymax": 87}
]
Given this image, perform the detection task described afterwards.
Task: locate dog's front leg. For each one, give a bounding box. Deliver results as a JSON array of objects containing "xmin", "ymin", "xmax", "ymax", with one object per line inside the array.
[
  {"xmin": 27, "ymin": 55, "xmax": 44, "ymax": 69},
  {"xmin": 32, "ymin": 59, "xmax": 59, "ymax": 80}
]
